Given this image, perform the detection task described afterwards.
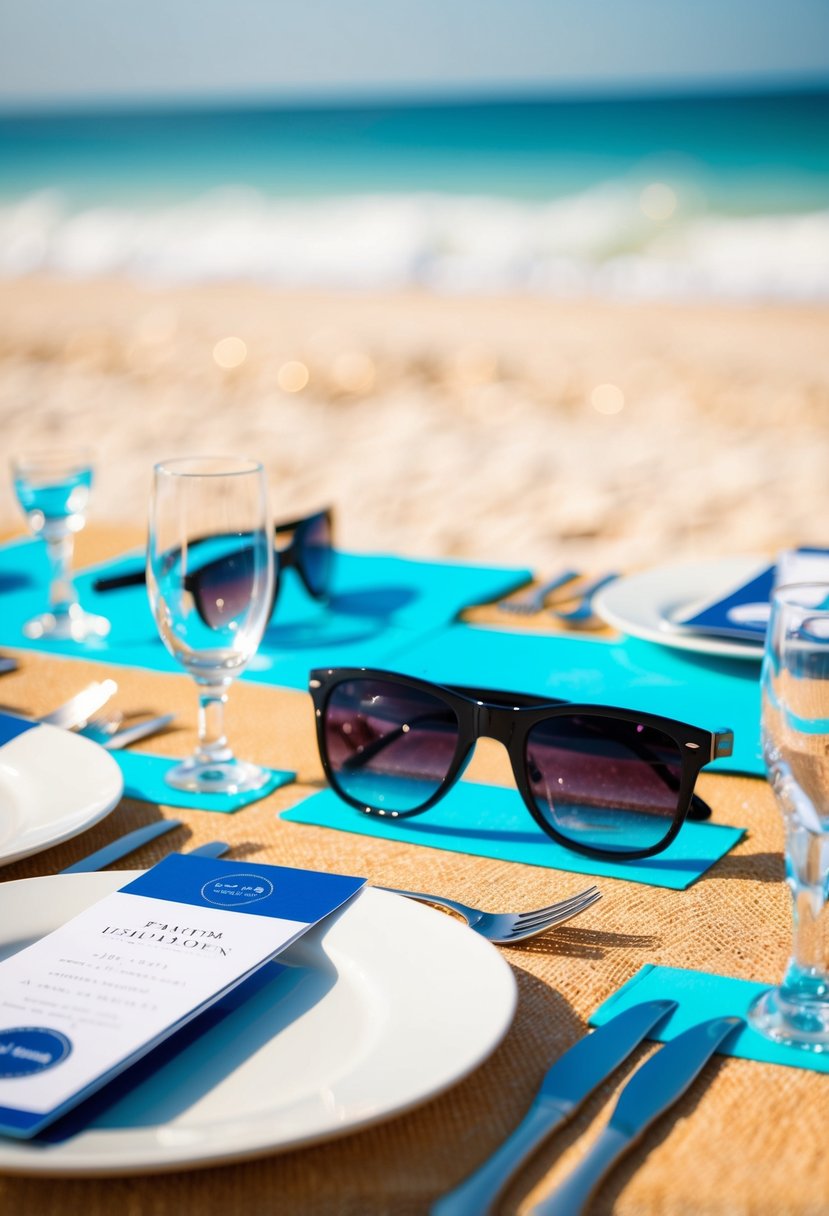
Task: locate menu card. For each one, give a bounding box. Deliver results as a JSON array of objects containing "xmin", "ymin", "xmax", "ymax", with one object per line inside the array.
[
  {"xmin": 673, "ymin": 547, "xmax": 829, "ymax": 643},
  {"xmin": 0, "ymin": 854, "xmax": 365, "ymax": 1138}
]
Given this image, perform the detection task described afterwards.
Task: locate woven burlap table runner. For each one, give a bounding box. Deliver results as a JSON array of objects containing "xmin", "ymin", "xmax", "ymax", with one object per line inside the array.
[{"xmin": 0, "ymin": 531, "xmax": 825, "ymax": 1215}]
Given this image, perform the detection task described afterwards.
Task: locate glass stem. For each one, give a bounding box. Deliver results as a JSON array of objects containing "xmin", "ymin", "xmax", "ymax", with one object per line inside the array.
[
  {"xmin": 783, "ymin": 817, "xmax": 829, "ymax": 1001},
  {"xmin": 45, "ymin": 527, "xmax": 77, "ymax": 619},
  {"xmin": 195, "ymin": 685, "xmax": 234, "ymax": 766}
]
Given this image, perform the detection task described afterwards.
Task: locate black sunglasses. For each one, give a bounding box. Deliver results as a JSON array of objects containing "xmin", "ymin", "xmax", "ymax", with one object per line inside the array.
[
  {"xmin": 93, "ymin": 508, "xmax": 334, "ymax": 628},
  {"xmin": 309, "ymin": 667, "xmax": 734, "ymax": 861}
]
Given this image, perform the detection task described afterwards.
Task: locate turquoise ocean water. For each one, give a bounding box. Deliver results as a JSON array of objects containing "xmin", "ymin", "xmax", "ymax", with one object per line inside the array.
[{"xmin": 1, "ymin": 89, "xmax": 827, "ymax": 298}]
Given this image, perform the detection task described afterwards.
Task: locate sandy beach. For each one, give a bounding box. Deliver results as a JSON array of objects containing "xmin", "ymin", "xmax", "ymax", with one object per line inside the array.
[{"xmin": 0, "ymin": 276, "xmax": 827, "ymax": 574}]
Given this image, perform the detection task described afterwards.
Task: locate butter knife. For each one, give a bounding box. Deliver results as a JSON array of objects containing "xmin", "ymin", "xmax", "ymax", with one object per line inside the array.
[
  {"xmin": 530, "ymin": 1015, "xmax": 744, "ymax": 1216},
  {"xmin": 60, "ymin": 819, "xmax": 182, "ymax": 873},
  {"xmin": 431, "ymin": 999, "xmax": 676, "ymax": 1216},
  {"xmin": 40, "ymin": 679, "xmax": 119, "ymax": 730},
  {"xmin": 99, "ymin": 713, "xmax": 176, "ymax": 751},
  {"xmin": 187, "ymin": 841, "xmax": 230, "ymax": 859}
]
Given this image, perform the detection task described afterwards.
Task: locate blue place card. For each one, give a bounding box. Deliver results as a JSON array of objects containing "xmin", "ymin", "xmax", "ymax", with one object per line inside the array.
[
  {"xmin": 674, "ymin": 547, "xmax": 829, "ymax": 644},
  {"xmin": 0, "ymin": 854, "xmax": 365, "ymax": 1138},
  {"xmin": 282, "ymin": 781, "xmax": 746, "ymax": 890},
  {"xmin": 591, "ymin": 964, "xmax": 829, "ymax": 1074},
  {"xmin": 673, "ymin": 565, "xmax": 773, "ymax": 642},
  {"xmin": 0, "ymin": 711, "xmax": 36, "ymax": 749}
]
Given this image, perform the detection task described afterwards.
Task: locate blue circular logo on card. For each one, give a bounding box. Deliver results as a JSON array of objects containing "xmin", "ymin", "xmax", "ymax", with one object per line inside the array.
[
  {"xmin": 0, "ymin": 1027, "xmax": 72, "ymax": 1078},
  {"xmin": 200, "ymin": 873, "xmax": 274, "ymax": 907}
]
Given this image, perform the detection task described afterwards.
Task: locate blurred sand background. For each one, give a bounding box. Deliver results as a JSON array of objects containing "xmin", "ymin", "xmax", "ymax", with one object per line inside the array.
[{"xmin": 1, "ymin": 275, "xmax": 827, "ymax": 576}]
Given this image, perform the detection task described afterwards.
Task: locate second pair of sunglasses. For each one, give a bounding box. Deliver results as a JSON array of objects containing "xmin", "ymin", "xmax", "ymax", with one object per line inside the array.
[
  {"xmin": 310, "ymin": 667, "xmax": 734, "ymax": 861},
  {"xmin": 93, "ymin": 508, "xmax": 333, "ymax": 629}
]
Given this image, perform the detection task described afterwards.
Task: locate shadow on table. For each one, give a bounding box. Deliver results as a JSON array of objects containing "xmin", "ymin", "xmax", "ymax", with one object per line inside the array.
[
  {"xmin": 328, "ymin": 585, "xmax": 418, "ymax": 617},
  {"xmin": 710, "ymin": 851, "xmax": 784, "ymax": 884},
  {"xmin": 263, "ymin": 584, "xmax": 419, "ymax": 651},
  {"xmin": 0, "ymin": 571, "xmax": 34, "ymax": 593},
  {"xmin": 38, "ymin": 955, "xmax": 334, "ymax": 1142},
  {"xmin": 513, "ymin": 924, "xmax": 661, "ymax": 960},
  {"xmin": 216, "ymin": 838, "xmax": 275, "ymax": 861},
  {"xmin": 0, "ymin": 803, "xmax": 176, "ymax": 886}
]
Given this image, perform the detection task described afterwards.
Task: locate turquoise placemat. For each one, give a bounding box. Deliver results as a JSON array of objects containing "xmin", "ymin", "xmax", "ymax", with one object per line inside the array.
[
  {"xmin": 281, "ymin": 781, "xmax": 745, "ymax": 889},
  {"xmin": 591, "ymin": 964, "xmax": 829, "ymax": 1073},
  {"xmin": 388, "ymin": 622, "xmax": 764, "ymax": 776},
  {"xmin": 113, "ymin": 750, "xmax": 295, "ymax": 813},
  {"xmin": 0, "ymin": 538, "xmax": 530, "ymax": 689}
]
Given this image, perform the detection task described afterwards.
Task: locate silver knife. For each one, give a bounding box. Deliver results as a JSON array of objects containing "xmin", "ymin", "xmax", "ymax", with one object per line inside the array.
[
  {"xmin": 41, "ymin": 679, "xmax": 119, "ymax": 730},
  {"xmin": 431, "ymin": 1000, "xmax": 677, "ymax": 1216},
  {"xmin": 530, "ymin": 1015, "xmax": 744, "ymax": 1216},
  {"xmin": 187, "ymin": 841, "xmax": 230, "ymax": 858},
  {"xmin": 60, "ymin": 819, "xmax": 182, "ymax": 873},
  {"xmin": 100, "ymin": 713, "xmax": 176, "ymax": 750}
]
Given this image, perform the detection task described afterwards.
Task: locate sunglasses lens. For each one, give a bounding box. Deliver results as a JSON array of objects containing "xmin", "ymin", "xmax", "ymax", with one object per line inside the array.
[
  {"xmin": 195, "ymin": 547, "xmax": 259, "ymax": 629},
  {"xmin": 300, "ymin": 513, "xmax": 333, "ymax": 599},
  {"xmin": 525, "ymin": 714, "xmax": 685, "ymax": 854},
  {"xmin": 323, "ymin": 678, "xmax": 460, "ymax": 812}
]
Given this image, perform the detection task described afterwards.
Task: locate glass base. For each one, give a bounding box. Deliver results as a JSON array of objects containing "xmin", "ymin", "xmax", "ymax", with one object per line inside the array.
[
  {"xmin": 164, "ymin": 755, "xmax": 270, "ymax": 795},
  {"xmin": 748, "ymin": 986, "xmax": 829, "ymax": 1052},
  {"xmin": 23, "ymin": 606, "xmax": 111, "ymax": 642}
]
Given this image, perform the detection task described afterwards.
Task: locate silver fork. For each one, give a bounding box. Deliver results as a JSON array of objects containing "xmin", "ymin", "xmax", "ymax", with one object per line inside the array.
[
  {"xmin": 78, "ymin": 708, "xmax": 124, "ymax": 741},
  {"xmin": 79, "ymin": 711, "xmax": 176, "ymax": 750},
  {"xmin": 376, "ymin": 884, "xmax": 600, "ymax": 943},
  {"xmin": 549, "ymin": 572, "xmax": 619, "ymax": 626},
  {"xmin": 497, "ymin": 570, "xmax": 580, "ymax": 615}
]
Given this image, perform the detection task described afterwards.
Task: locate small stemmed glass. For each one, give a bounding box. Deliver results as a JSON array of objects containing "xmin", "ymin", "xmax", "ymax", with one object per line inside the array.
[
  {"xmin": 147, "ymin": 456, "xmax": 275, "ymax": 793},
  {"xmin": 750, "ymin": 581, "xmax": 829, "ymax": 1050},
  {"xmin": 11, "ymin": 449, "xmax": 110, "ymax": 641}
]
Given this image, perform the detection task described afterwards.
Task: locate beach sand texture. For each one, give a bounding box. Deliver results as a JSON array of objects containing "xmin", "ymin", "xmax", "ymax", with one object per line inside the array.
[{"xmin": 0, "ymin": 276, "xmax": 827, "ymax": 573}]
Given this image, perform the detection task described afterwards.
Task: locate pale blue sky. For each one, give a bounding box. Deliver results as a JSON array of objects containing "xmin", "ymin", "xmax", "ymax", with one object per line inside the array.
[{"xmin": 1, "ymin": 0, "xmax": 828, "ymax": 111}]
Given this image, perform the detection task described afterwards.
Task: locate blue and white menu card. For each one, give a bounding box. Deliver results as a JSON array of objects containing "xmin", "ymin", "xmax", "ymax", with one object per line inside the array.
[
  {"xmin": 674, "ymin": 547, "xmax": 829, "ymax": 643},
  {"xmin": 0, "ymin": 854, "xmax": 365, "ymax": 1138}
]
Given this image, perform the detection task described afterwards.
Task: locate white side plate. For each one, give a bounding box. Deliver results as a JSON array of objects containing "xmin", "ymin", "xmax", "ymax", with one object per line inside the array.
[
  {"xmin": 0, "ymin": 723, "xmax": 123, "ymax": 866},
  {"xmin": 0, "ymin": 874, "xmax": 517, "ymax": 1175},
  {"xmin": 593, "ymin": 556, "xmax": 767, "ymax": 661}
]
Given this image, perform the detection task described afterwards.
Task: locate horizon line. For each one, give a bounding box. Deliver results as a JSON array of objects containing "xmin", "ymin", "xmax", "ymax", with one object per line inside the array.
[{"xmin": 1, "ymin": 71, "xmax": 828, "ymax": 120}]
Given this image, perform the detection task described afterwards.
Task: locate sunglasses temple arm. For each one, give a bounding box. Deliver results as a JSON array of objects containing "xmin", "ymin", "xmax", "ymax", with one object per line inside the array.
[
  {"xmin": 338, "ymin": 713, "xmax": 454, "ymax": 773},
  {"xmin": 92, "ymin": 531, "xmax": 218, "ymax": 592},
  {"xmin": 93, "ymin": 569, "xmax": 146, "ymax": 592},
  {"xmin": 94, "ymin": 566, "xmax": 202, "ymax": 596},
  {"xmin": 573, "ymin": 718, "xmax": 715, "ymax": 823},
  {"xmin": 686, "ymin": 728, "xmax": 733, "ymax": 821},
  {"xmin": 687, "ymin": 793, "xmax": 713, "ymax": 821},
  {"xmin": 92, "ymin": 515, "xmax": 334, "ymax": 594},
  {"xmin": 274, "ymin": 507, "xmax": 332, "ymax": 535}
]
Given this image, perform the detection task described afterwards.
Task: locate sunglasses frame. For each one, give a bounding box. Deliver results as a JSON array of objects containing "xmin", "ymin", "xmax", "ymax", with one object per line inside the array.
[
  {"xmin": 180, "ymin": 508, "xmax": 333, "ymax": 627},
  {"xmin": 92, "ymin": 507, "xmax": 334, "ymax": 625},
  {"xmin": 269, "ymin": 508, "xmax": 334, "ymax": 602},
  {"xmin": 309, "ymin": 666, "xmax": 734, "ymax": 861}
]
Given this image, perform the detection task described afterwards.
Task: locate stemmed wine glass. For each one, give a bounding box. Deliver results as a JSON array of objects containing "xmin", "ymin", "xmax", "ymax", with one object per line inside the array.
[
  {"xmin": 147, "ymin": 456, "xmax": 275, "ymax": 793},
  {"xmin": 749, "ymin": 581, "xmax": 829, "ymax": 1050},
  {"xmin": 11, "ymin": 449, "xmax": 110, "ymax": 641}
]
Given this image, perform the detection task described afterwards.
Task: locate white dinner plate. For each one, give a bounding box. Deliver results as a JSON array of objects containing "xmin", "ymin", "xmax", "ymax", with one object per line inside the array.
[
  {"xmin": 593, "ymin": 555, "xmax": 767, "ymax": 662},
  {"xmin": 0, "ymin": 721, "xmax": 124, "ymax": 866},
  {"xmin": 0, "ymin": 872, "xmax": 517, "ymax": 1175}
]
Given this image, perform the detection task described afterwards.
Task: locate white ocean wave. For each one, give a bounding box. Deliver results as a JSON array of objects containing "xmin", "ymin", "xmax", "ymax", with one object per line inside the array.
[{"xmin": 1, "ymin": 184, "xmax": 828, "ymax": 301}]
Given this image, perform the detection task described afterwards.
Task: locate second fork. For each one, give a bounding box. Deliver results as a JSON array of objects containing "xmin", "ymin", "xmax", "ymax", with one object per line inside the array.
[
  {"xmin": 497, "ymin": 570, "xmax": 581, "ymax": 615},
  {"xmin": 376, "ymin": 885, "xmax": 601, "ymax": 944}
]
